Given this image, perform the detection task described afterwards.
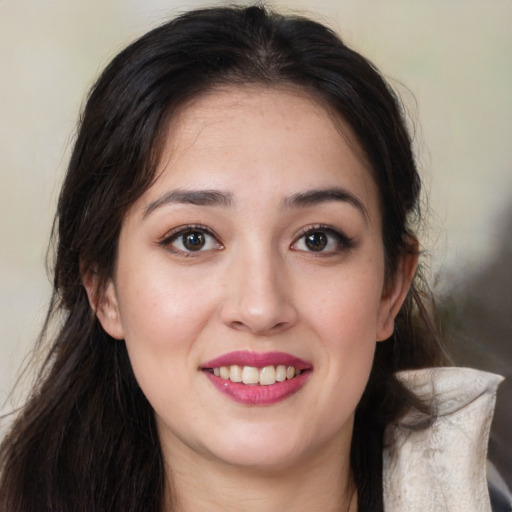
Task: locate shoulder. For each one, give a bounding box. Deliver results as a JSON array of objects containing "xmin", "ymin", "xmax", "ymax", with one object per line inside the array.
[{"xmin": 383, "ymin": 367, "xmax": 506, "ymax": 512}]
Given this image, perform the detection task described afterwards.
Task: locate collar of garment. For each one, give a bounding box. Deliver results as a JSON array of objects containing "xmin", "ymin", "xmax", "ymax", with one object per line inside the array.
[{"xmin": 383, "ymin": 367, "xmax": 504, "ymax": 512}]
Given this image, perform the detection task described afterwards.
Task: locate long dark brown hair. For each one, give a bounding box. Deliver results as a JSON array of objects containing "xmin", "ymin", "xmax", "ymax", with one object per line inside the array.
[{"xmin": 0, "ymin": 5, "xmax": 445, "ymax": 511}]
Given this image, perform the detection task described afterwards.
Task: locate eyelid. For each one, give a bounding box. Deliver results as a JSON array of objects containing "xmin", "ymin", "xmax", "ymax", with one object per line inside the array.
[
  {"xmin": 291, "ymin": 224, "xmax": 355, "ymax": 253},
  {"xmin": 159, "ymin": 224, "xmax": 223, "ymax": 254}
]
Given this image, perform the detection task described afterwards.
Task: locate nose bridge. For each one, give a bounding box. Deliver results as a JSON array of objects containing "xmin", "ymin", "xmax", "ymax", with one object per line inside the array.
[{"xmin": 220, "ymin": 238, "xmax": 297, "ymax": 335}]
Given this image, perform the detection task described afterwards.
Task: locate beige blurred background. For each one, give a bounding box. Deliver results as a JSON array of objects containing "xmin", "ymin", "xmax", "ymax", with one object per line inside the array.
[{"xmin": 1, "ymin": 0, "xmax": 511, "ymax": 487}]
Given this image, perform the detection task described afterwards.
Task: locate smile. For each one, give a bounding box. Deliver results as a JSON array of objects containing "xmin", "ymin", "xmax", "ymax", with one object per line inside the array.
[
  {"xmin": 201, "ymin": 351, "xmax": 312, "ymax": 405},
  {"xmin": 210, "ymin": 365, "xmax": 303, "ymax": 385}
]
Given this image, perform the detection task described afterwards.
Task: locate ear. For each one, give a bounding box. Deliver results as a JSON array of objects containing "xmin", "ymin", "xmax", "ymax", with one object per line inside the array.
[
  {"xmin": 376, "ymin": 244, "xmax": 419, "ymax": 342},
  {"xmin": 82, "ymin": 269, "xmax": 125, "ymax": 340}
]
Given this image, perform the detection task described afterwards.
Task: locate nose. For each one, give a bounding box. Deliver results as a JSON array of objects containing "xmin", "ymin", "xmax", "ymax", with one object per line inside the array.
[{"xmin": 219, "ymin": 248, "xmax": 298, "ymax": 336}]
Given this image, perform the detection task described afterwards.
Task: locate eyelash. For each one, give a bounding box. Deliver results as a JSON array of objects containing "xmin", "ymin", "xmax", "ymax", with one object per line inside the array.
[
  {"xmin": 159, "ymin": 224, "xmax": 223, "ymax": 257},
  {"xmin": 291, "ymin": 224, "xmax": 355, "ymax": 255},
  {"xmin": 159, "ymin": 224, "xmax": 355, "ymax": 257}
]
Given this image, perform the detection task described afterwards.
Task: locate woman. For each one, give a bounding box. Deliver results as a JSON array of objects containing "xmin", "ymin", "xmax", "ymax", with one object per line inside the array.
[{"xmin": 0, "ymin": 5, "xmax": 502, "ymax": 511}]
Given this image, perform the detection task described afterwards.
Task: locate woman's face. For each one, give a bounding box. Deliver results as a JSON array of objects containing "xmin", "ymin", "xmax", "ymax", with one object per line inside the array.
[{"xmin": 94, "ymin": 87, "xmax": 414, "ymax": 470}]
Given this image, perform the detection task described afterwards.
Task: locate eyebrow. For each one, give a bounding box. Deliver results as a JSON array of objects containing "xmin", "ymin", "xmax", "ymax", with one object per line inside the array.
[
  {"xmin": 143, "ymin": 186, "xmax": 369, "ymax": 223},
  {"xmin": 144, "ymin": 189, "xmax": 233, "ymax": 218},
  {"xmin": 284, "ymin": 187, "xmax": 369, "ymax": 223}
]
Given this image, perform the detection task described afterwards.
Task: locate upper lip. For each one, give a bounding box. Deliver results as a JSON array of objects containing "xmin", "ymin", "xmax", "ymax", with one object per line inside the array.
[{"xmin": 201, "ymin": 350, "xmax": 312, "ymax": 370}]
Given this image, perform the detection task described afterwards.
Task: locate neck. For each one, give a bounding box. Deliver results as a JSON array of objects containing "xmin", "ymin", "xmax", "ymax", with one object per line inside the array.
[{"xmin": 161, "ymin": 435, "xmax": 357, "ymax": 512}]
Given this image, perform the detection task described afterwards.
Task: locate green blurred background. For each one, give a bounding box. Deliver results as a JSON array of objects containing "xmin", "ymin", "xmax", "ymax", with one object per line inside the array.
[{"xmin": 1, "ymin": 0, "xmax": 511, "ymax": 491}]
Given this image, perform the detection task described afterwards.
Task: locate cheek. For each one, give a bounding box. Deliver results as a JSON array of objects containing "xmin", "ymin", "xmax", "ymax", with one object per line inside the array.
[
  {"xmin": 117, "ymin": 257, "xmax": 217, "ymax": 345},
  {"xmin": 113, "ymin": 260, "xmax": 220, "ymax": 400},
  {"xmin": 304, "ymin": 264, "xmax": 384, "ymax": 348},
  {"xmin": 293, "ymin": 276, "xmax": 379, "ymax": 448},
  {"xmin": 300, "ymin": 262, "xmax": 383, "ymax": 398},
  {"xmin": 317, "ymin": 287, "xmax": 378, "ymax": 386},
  {"xmin": 116, "ymin": 285, "xmax": 216, "ymax": 440}
]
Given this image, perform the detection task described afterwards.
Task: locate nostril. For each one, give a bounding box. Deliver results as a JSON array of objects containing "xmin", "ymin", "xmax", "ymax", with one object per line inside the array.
[{"xmin": 227, "ymin": 318, "xmax": 294, "ymax": 335}]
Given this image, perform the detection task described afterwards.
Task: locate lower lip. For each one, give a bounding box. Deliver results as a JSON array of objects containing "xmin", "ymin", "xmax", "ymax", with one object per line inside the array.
[{"xmin": 204, "ymin": 371, "xmax": 311, "ymax": 406}]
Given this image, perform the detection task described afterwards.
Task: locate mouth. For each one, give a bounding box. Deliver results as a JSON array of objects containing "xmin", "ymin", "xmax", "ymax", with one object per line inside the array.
[
  {"xmin": 200, "ymin": 351, "xmax": 312, "ymax": 405},
  {"xmin": 206, "ymin": 364, "xmax": 305, "ymax": 386}
]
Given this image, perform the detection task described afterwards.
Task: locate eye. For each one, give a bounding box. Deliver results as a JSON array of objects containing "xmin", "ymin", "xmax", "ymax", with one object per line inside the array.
[
  {"xmin": 291, "ymin": 226, "xmax": 354, "ymax": 254},
  {"xmin": 160, "ymin": 226, "xmax": 222, "ymax": 255},
  {"xmin": 303, "ymin": 231, "xmax": 329, "ymax": 251}
]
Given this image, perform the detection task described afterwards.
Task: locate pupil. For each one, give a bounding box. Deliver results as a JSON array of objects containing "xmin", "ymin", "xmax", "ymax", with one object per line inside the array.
[
  {"xmin": 305, "ymin": 231, "xmax": 327, "ymax": 251},
  {"xmin": 183, "ymin": 231, "xmax": 205, "ymax": 251}
]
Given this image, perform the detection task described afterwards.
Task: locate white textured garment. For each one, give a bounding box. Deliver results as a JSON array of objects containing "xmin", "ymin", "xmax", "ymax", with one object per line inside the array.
[{"xmin": 383, "ymin": 367, "xmax": 504, "ymax": 512}]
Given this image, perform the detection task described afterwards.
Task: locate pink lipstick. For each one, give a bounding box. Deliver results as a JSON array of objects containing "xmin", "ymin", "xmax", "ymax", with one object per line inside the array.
[
  {"xmin": 202, "ymin": 350, "xmax": 311, "ymax": 370},
  {"xmin": 200, "ymin": 350, "xmax": 312, "ymax": 406}
]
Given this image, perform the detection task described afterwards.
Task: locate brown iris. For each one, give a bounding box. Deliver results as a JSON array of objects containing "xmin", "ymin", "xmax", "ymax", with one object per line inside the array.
[
  {"xmin": 182, "ymin": 230, "xmax": 206, "ymax": 251},
  {"xmin": 305, "ymin": 231, "xmax": 328, "ymax": 251}
]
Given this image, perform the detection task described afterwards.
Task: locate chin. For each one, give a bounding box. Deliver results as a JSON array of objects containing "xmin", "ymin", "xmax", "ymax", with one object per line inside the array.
[
  {"xmin": 203, "ymin": 422, "xmax": 327, "ymax": 471},
  {"xmin": 215, "ymin": 445, "xmax": 304, "ymax": 471}
]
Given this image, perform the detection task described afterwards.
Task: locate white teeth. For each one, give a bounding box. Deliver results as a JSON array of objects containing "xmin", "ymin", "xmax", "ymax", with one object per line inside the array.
[
  {"xmin": 229, "ymin": 365, "xmax": 243, "ymax": 383},
  {"xmin": 259, "ymin": 366, "xmax": 276, "ymax": 386},
  {"xmin": 212, "ymin": 364, "xmax": 304, "ymax": 385},
  {"xmin": 242, "ymin": 366, "xmax": 260, "ymax": 385},
  {"xmin": 276, "ymin": 365, "xmax": 287, "ymax": 382}
]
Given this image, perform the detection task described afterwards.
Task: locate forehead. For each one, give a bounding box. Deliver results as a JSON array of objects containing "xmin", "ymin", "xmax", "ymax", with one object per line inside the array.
[
  {"xmin": 143, "ymin": 86, "xmax": 379, "ymax": 221},
  {"xmin": 163, "ymin": 86, "xmax": 367, "ymax": 165}
]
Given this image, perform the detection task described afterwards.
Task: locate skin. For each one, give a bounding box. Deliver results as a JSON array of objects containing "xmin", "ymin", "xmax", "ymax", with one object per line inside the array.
[{"xmin": 88, "ymin": 86, "xmax": 417, "ymax": 512}]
